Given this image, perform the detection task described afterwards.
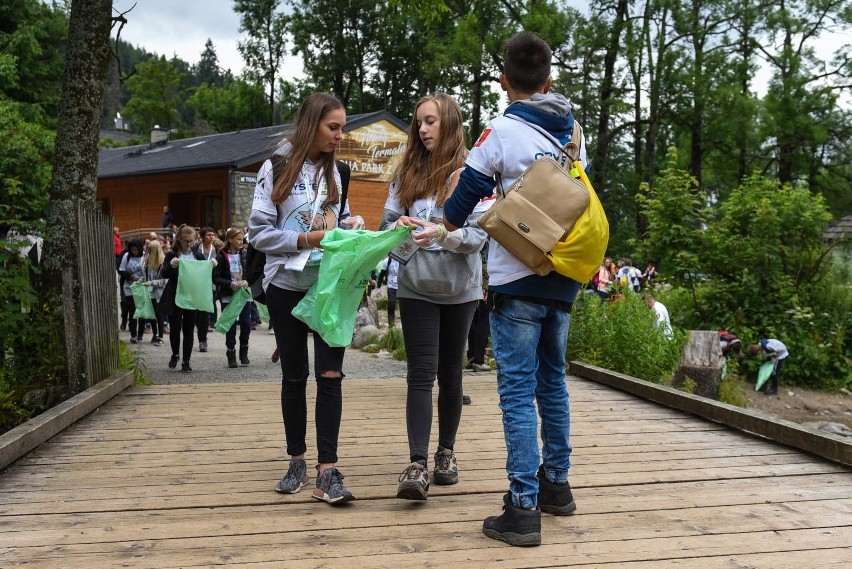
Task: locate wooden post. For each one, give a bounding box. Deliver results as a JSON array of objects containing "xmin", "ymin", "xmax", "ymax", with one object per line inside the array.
[{"xmin": 671, "ymin": 330, "xmax": 723, "ymax": 399}]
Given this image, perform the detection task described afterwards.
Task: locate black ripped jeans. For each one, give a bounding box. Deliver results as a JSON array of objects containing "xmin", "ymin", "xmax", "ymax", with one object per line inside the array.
[
  {"xmin": 267, "ymin": 284, "xmax": 346, "ymax": 465},
  {"xmin": 399, "ymin": 297, "xmax": 477, "ymax": 464}
]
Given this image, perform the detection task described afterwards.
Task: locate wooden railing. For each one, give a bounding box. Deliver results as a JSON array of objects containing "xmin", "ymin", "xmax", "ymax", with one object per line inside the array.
[{"xmin": 76, "ymin": 204, "xmax": 119, "ymax": 388}]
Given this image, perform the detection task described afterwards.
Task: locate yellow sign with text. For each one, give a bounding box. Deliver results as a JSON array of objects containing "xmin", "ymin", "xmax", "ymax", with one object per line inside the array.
[{"xmin": 337, "ymin": 120, "xmax": 408, "ymax": 183}]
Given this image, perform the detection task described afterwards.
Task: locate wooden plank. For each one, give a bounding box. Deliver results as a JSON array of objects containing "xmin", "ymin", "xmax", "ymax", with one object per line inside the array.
[
  {"xmin": 569, "ymin": 361, "xmax": 852, "ymax": 467},
  {"xmin": 2, "ymin": 376, "xmax": 850, "ymax": 568},
  {"xmin": 0, "ymin": 370, "xmax": 134, "ymax": 469}
]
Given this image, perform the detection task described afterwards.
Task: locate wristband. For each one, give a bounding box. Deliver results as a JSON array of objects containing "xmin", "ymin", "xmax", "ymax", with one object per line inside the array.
[
  {"xmin": 304, "ymin": 231, "xmax": 310, "ymax": 249},
  {"xmin": 436, "ymin": 224, "xmax": 447, "ymax": 243}
]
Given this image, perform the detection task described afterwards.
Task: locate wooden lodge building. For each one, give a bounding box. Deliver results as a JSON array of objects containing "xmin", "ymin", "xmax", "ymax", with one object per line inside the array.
[{"xmin": 97, "ymin": 111, "xmax": 410, "ymax": 235}]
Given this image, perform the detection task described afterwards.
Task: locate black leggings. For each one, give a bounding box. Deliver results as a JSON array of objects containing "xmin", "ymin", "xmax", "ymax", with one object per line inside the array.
[
  {"xmin": 169, "ymin": 306, "xmax": 197, "ymax": 362},
  {"xmin": 267, "ymin": 285, "xmax": 346, "ymax": 464},
  {"xmin": 399, "ymin": 297, "xmax": 477, "ymax": 464}
]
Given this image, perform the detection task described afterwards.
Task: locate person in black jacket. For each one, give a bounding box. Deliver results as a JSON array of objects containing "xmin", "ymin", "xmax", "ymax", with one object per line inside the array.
[
  {"xmin": 213, "ymin": 228, "xmax": 252, "ymax": 368},
  {"xmin": 159, "ymin": 225, "xmax": 214, "ymax": 372}
]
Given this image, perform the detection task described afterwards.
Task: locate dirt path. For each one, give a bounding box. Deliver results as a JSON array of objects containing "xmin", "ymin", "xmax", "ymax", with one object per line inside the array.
[{"xmin": 745, "ymin": 384, "xmax": 852, "ymax": 429}]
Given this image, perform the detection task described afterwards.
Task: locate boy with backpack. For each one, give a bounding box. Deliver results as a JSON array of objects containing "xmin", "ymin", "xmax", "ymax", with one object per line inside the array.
[{"xmin": 444, "ymin": 31, "xmax": 587, "ymax": 547}]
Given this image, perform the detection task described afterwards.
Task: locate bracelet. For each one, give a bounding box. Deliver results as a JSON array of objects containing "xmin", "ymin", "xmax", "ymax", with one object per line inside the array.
[
  {"xmin": 303, "ymin": 231, "xmax": 310, "ymax": 249},
  {"xmin": 436, "ymin": 224, "xmax": 447, "ymax": 243}
]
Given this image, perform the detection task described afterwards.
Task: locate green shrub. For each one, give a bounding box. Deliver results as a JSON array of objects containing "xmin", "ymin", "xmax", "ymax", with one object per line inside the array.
[
  {"xmin": 718, "ymin": 376, "xmax": 749, "ymax": 408},
  {"xmin": 0, "ymin": 234, "xmax": 66, "ymax": 434},
  {"xmin": 568, "ymin": 292, "xmax": 686, "ymax": 384},
  {"xmin": 375, "ymin": 297, "xmax": 388, "ymax": 311}
]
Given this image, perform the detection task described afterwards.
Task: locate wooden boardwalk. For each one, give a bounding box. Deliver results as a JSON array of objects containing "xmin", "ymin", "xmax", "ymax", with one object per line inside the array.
[{"xmin": 1, "ymin": 375, "xmax": 850, "ymax": 568}]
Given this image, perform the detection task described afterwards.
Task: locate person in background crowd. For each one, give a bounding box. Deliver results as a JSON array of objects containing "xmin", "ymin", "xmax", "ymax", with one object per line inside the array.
[
  {"xmin": 118, "ymin": 239, "xmax": 145, "ymax": 343},
  {"xmin": 644, "ymin": 292, "xmax": 672, "ymax": 339},
  {"xmin": 194, "ymin": 227, "xmax": 218, "ymax": 350},
  {"xmin": 161, "ymin": 206, "xmax": 173, "ymax": 228},
  {"xmin": 380, "ymin": 92, "xmax": 487, "ymax": 502},
  {"xmin": 466, "ymin": 243, "xmax": 491, "ymax": 373},
  {"xmin": 141, "ymin": 239, "xmax": 166, "ymax": 346},
  {"xmin": 385, "ymin": 256, "xmax": 400, "ymax": 327},
  {"xmin": 597, "ymin": 257, "xmax": 615, "ymax": 300},
  {"xmin": 160, "ymin": 225, "xmax": 215, "ymax": 373},
  {"xmin": 249, "ymin": 92, "xmax": 365, "ymax": 505},
  {"xmin": 214, "ymin": 228, "xmax": 253, "ymax": 368},
  {"xmin": 113, "ymin": 227, "xmax": 122, "ymax": 258},
  {"xmin": 642, "ymin": 262, "xmax": 657, "ymax": 286},
  {"xmin": 749, "ymin": 337, "xmax": 789, "ymax": 396}
]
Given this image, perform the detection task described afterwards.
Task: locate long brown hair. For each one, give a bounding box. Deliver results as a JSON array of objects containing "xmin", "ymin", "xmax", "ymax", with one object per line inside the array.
[
  {"xmin": 394, "ymin": 93, "xmax": 467, "ymax": 209},
  {"xmin": 271, "ymin": 92, "xmax": 344, "ymax": 206}
]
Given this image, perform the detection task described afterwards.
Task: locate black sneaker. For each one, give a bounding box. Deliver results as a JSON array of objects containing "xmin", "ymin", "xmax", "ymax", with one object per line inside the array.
[
  {"xmin": 181, "ymin": 361, "xmax": 192, "ymax": 373},
  {"xmin": 397, "ymin": 462, "xmax": 429, "ymax": 500},
  {"xmin": 198, "ymin": 341, "xmax": 207, "ymax": 353},
  {"xmin": 312, "ymin": 466, "xmax": 354, "ymax": 504},
  {"xmin": 537, "ymin": 465, "xmax": 576, "ymax": 515},
  {"xmin": 432, "ymin": 448, "xmax": 458, "ymax": 485},
  {"xmin": 130, "ymin": 338, "xmax": 138, "ymax": 344},
  {"xmin": 483, "ymin": 492, "xmax": 541, "ymax": 547},
  {"xmin": 275, "ymin": 459, "xmax": 309, "ymax": 494},
  {"xmin": 462, "ymin": 394, "xmax": 472, "ymax": 405},
  {"xmin": 168, "ymin": 354, "xmax": 179, "ymax": 369}
]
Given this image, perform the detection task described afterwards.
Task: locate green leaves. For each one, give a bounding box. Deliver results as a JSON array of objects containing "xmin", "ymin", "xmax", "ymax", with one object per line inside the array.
[{"xmin": 122, "ymin": 57, "xmax": 184, "ymax": 133}]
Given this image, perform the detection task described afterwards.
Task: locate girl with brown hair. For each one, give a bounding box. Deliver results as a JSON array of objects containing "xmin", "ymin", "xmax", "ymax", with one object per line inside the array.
[{"xmin": 249, "ymin": 92, "xmax": 362, "ymax": 505}]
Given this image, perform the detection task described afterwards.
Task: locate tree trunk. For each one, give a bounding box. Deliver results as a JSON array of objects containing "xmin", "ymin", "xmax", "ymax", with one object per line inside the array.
[
  {"xmin": 671, "ymin": 330, "xmax": 723, "ymax": 399},
  {"xmin": 591, "ymin": 0, "xmax": 629, "ymax": 191},
  {"xmin": 42, "ymin": 0, "xmax": 113, "ymax": 394}
]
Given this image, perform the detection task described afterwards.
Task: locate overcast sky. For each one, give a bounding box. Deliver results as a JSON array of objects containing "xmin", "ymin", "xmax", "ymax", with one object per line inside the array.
[{"xmin": 111, "ymin": 0, "xmax": 302, "ymax": 78}]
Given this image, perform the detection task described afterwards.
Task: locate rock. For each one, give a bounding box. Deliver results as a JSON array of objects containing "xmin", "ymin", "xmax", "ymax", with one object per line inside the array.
[
  {"xmin": 802, "ymin": 421, "xmax": 852, "ymax": 438},
  {"xmin": 351, "ymin": 324, "xmax": 380, "ymax": 349},
  {"xmin": 840, "ymin": 388, "xmax": 852, "ymax": 397},
  {"xmin": 22, "ymin": 388, "xmax": 48, "ymax": 411}
]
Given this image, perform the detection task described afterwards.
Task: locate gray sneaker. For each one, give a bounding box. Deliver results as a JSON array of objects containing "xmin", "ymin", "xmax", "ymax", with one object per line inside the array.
[
  {"xmin": 433, "ymin": 448, "xmax": 458, "ymax": 485},
  {"xmin": 275, "ymin": 459, "xmax": 309, "ymax": 494},
  {"xmin": 397, "ymin": 462, "xmax": 429, "ymax": 500},
  {"xmin": 312, "ymin": 466, "xmax": 355, "ymax": 504}
]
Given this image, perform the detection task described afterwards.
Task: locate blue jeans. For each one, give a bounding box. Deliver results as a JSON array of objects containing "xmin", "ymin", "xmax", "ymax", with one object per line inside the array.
[
  {"xmin": 490, "ymin": 292, "xmax": 578, "ymax": 509},
  {"xmin": 222, "ymin": 301, "xmax": 252, "ymax": 351}
]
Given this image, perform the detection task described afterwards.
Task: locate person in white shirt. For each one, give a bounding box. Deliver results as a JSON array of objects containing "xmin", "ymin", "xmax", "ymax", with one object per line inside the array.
[
  {"xmin": 749, "ymin": 338, "xmax": 789, "ymax": 395},
  {"xmin": 644, "ymin": 293, "xmax": 672, "ymax": 339}
]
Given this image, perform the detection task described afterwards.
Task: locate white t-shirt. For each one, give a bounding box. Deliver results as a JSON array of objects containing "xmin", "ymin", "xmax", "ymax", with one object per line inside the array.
[
  {"xmin": 763, "ymin": 339, "xmax": 789, "ymax": 360},
  {"xmin": 651, "ymin": 301, "xmax": 672, "ymax": 339}
]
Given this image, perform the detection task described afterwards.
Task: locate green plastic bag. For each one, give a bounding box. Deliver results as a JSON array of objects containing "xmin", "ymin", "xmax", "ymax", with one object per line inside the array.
[
  {"xmin": 130, "ymin": 282, "xmax": 155, "ymax": 320},
  {"xmin": 292, "ymin": 227, "xmax": 410, "ymax": 347},
  {"xmin": 255, "ymin": 301, "xmax": 269, "ymax": 322},
  {"xmin": 175, "ymin": 259, "xmax": 214, "ymax": 312},
  {"xmin": 755, "ymin": 361, "xmax": 775, "ymax": 391},
  {"xmin": 215, "ymin": 287, "xmax": 252, "ymax": 334}
]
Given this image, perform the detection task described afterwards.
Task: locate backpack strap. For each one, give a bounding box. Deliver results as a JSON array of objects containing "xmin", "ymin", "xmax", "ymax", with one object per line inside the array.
[
  {"xmin": 336, "ymin": 159, "xmax": 350, "ymax": 215},
  {"xmin": 504, "ymin": 114, "xmax": 583, "ymax": 164}
]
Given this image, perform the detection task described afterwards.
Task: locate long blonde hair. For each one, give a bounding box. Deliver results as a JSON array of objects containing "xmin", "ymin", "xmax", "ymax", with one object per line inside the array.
[
  {"xmin": 171, "ymin": 225, "xmax": 196, "ymax": 254},
  {"xmin": 145, "ymin": 239, "xmax": 164, "ymax": 269},
  {"xmin": 271, "ymin": 92, "xmax": 343, "ymax": 206},
  {"xmin": 394, "ymin": 93, "xmax": 467, "ymax": 209}
]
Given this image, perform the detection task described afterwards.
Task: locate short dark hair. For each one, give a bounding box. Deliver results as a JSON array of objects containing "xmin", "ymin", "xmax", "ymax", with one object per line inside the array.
[{"xmin": 503, "ymin": 31, "xmax": 552, "ymax": 93}]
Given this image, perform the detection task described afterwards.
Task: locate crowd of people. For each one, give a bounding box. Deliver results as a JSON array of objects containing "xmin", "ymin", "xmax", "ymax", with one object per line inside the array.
[
  {"xmin": 115, "ymin": 223, "xmax": 264, "ymax": 372},
  {"xmin": 111, "ymin": 31, "xmax": 787, "ymax": 549}
]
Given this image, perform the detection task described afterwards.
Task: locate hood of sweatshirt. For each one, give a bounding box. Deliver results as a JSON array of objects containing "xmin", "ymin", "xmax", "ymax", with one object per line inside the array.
[{"xmin": 504, "ymin": 93, "xmax": 575, "ymax": 143}]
